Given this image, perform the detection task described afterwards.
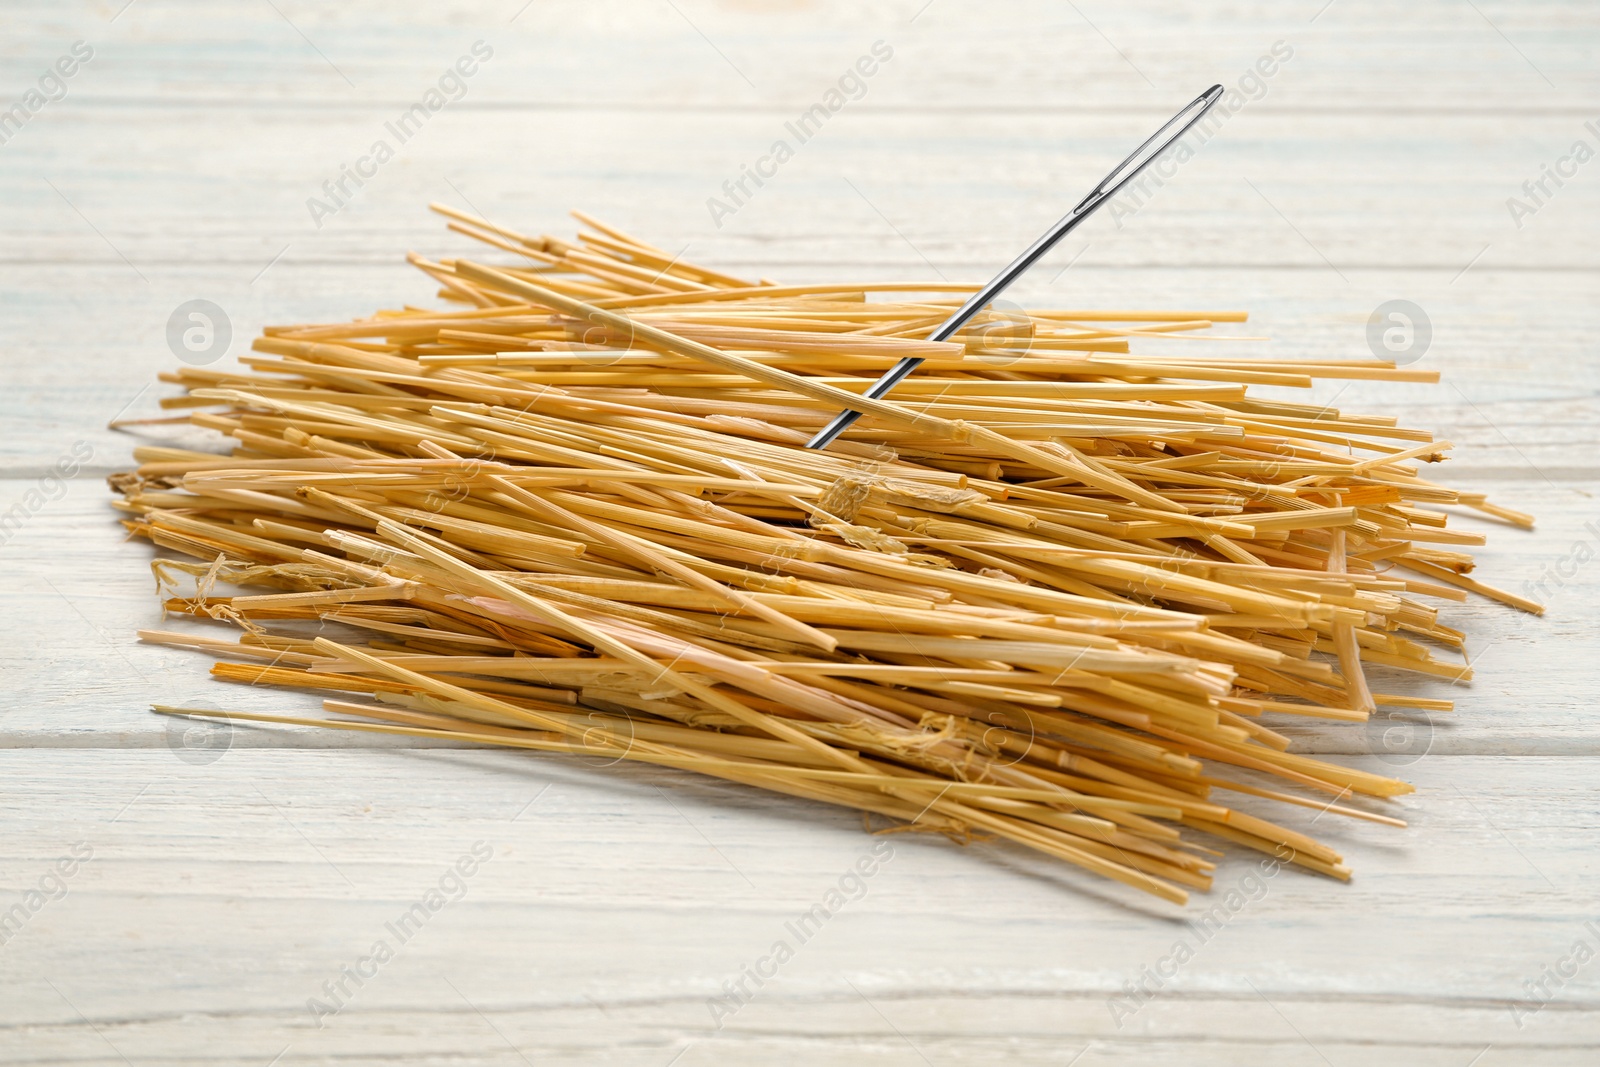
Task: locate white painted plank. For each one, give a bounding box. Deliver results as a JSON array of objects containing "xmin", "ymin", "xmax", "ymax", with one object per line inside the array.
[
  {"xmin": 2, "ymin": 262, "xmax": 1596, "ymax": 477},
  {"xmin": 1, "ymin": 4, "xmax": 1593, "ymax": 478},
  {"xmin": 5, "ymin": 106, "xmax": 1597, "ymax": 270},
  {"xmin": 0, "ymin": 475, "xmax": 1589, "ymax": 752},
  {"xmin": 0, "ymin": 749, "xmax": 1595, "ymax": 1065},
  {"xmin": 3, "ymin": 1, "xmax": 1599, "ymax": 1062},
  {"xmin": 5, "ymin": 0, "xmax": 1595, "ymax": 111}
]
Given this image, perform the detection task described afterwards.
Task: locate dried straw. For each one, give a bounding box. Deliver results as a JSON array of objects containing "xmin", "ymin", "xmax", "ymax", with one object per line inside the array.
[{"xmin": 112, "ymin": 204, "xmax": 1538, "ymax": 905}]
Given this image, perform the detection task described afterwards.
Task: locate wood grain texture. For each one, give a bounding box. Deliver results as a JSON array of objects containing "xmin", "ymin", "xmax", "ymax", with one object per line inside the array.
[
  {"xmin": 2, "ymin": 477, "xmax": 1593, "ymax": 756},
  {"xmin": 2, "ymin": 1, "xmax": 1598, "ymax": 1063},
  {"xmin": 2, "ymin": 750, "xmax": 1598, "ymax": 1066}
]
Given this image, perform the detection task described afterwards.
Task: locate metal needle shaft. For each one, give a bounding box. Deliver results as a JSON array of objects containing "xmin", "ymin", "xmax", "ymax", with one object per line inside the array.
[{"xmin": 805, "ymin": 83, "xmax": 1224, "ymax": 450}]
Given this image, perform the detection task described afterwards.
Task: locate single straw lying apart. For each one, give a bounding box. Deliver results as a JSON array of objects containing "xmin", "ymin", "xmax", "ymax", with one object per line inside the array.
[
  {"xmin": 807, "ymin": 84, "xmax": 1225, "ymax": 450},
  {"xmin": 114, "ymin": 203, "xmax": 1538, "ymax": 906}
]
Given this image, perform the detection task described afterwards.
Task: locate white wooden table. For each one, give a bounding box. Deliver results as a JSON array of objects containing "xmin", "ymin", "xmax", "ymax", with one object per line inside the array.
[{"xmin": 3, "ymin": 2, "xmax": 1598, "ymax": 1063}]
